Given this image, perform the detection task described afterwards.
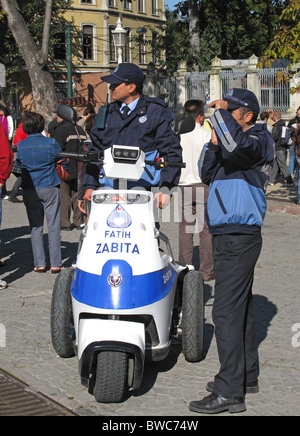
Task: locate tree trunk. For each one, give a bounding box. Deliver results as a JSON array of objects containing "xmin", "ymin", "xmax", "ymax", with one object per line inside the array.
[
  {"xmin": 188, "ymin": 0, "xmax": 200, "ymax": 71},
  {"xmin": 2, "ymin": 0, "xmax": 58, "ymax": 126},
  {"xmin": 27, "ymin": 65, "xmax": 58, "ymax": 125}
]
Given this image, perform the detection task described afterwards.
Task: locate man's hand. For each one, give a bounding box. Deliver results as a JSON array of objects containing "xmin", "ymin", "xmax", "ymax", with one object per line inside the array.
[
  {"xmin": 209, "ymin": 100, "xmax": 229, "ymax": 111},
  {"xmin": 83, "ymin": 188, "xmax": 94, "ymax": 202},
  {"xmin": 154, "ymin": 192, "xmax": 171, "ymax": 209},
  {"xmin": 211, "ymin": 128, "xmax": 218, "ymax": 145},
  {"xmin": 78, "ymin": 200, "xmax": 87, "ymax": 215}
]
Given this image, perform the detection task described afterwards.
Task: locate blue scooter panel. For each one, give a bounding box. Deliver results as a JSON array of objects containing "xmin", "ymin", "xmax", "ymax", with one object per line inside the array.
[{"xmin": 71, "ymin": 260, "xmax": 177, "ymax": 310}]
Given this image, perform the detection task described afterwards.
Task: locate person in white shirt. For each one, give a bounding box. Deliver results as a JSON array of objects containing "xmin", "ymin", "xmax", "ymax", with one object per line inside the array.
[{"xmin": 178, "ymin": 100, "xmax": 214, "ymax": 281}]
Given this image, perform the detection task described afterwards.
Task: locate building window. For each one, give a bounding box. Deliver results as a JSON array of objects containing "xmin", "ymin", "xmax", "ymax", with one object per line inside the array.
[
  {"xmin": 108, "ymin": 0, "xmax": 117, "ymax": 7},
  {"xmin": 138, "ymin": 0, "xmax": 145, "ymax": 13},
  {"xmin": 138, "ymin": 34, "xmax": 146, "ymax": 64},
  {"xmin": 82, "ymin": 25, "xmax": 94, "ymax": 60},
  {"xmin": 81, "ymin": 0, "xmax": 92, "ymax": 3},
  {"xmin": 54, "ymin": 81, "xmax": 69, "ymax": 100},
  {"xmin": 124, "ymin": 28, "xmax": 131, "ymax": 62},
  {"xmin": 53, "ymin": 32, "xmax": 66, "ymax": 61},
  {"xmin": 152, "ymin": 31, "xmax": 159, "ymax": 64},
  {"xmin": 109, "ymin": 26, "xmax": 116, "ymax": 62},
  {"xmin": 152, "ymin": 0, "xmax": 159, "ymax": 15},
  {"xmin": 123, "ymin": 0, "xmax": 132, "ymax": 10}
]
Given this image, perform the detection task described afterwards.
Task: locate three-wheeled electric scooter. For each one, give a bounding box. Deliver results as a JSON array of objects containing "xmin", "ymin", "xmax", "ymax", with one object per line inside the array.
[{"xmin": 50, "ymin": 105, "xmax": 204, "ymax": 403}]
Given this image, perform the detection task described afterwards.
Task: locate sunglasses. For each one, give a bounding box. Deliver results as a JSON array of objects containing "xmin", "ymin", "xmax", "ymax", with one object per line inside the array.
[{"xmin": 109, "ymin": 82, "xmax": 126, "ymax": 90}]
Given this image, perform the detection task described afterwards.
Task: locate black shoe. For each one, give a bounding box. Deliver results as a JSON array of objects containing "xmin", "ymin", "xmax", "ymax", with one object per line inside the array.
[
  {"xmin": 189, "ymin": 393, "xmax": 246, "ymax": 414},
  {"xmin": 8, "ymin": 196, "xmax": 22, "ymax": 203},
  {"xmin": 61, "ymin": 225, "xmax": 74, "ymax": 231},
  {"xmin": 206, "ymin": 380, "xmax": 259, "ymax": 394}
]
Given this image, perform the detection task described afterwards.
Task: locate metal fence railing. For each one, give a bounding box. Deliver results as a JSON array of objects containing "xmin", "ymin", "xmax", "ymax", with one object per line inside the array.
[
  {"xmin": 220, "ymin": 69, "xmax": 247, "ymax": 97},
  {"xmin": 185, "ymin": 72, "xmax": 210, "ymax": 109},
  {"xmin": 151, "ymin": 67, "xmax": 291, "ymax": 114},
  {"xmin": 258, "ymin": 68, "xmax": 290, "ymax": 113}
]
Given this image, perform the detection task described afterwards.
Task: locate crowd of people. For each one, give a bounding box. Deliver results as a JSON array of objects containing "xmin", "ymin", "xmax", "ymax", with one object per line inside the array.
[
  {"xmin": 0, "ymin": 103, "xmax": 91, "ymax": 287},
  {"xmin": 0, "ymin": 64, "xmax": 299, "ymax": 413},
  {"xmin": 266, "ymin": 108, "xmax": 299, "ymax": 189}
]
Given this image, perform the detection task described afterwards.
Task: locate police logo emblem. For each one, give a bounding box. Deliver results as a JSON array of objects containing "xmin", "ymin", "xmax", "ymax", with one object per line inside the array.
[
  {"xmin": 107, "ymin": 204, "xmax": 132, "ymax": 228},
  {"xmin": 139, "ymin": 115, "xmax": 147, "ymax": 124},
  {"xmin": 107, "ymin": 271, "xmax": 123, "ymax": 287}
]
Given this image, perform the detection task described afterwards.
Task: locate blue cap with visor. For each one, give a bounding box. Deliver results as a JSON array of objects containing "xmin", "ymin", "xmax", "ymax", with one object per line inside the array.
[
  {"xmin": 101, "ymin": 63, "xmax": 145, "ymax": 85},
  {"xmin": 224, "ymin": 88, "xmax": 260, "ymax": 114}
]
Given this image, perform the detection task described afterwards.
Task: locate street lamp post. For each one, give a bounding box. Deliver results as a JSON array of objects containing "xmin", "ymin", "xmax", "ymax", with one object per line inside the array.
[{"xmin": 112, "ymin": 15, "xmax": 127, "ymax": 64}]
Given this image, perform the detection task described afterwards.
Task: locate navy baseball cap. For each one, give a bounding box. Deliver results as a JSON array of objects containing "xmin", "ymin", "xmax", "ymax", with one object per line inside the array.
[
  {"xmin": 101, "ymin": 63, "xmax": 145, "ymax": 85},
  {"xmin": 224, "ymin": 88, "xmax": 260, "ymax": 114}
]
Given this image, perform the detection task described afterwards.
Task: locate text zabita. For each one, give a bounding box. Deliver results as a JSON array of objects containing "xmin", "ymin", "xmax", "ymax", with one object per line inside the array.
[{"xmin": 96, "ymin": 242, "xmax": 140, "ymax": 254}]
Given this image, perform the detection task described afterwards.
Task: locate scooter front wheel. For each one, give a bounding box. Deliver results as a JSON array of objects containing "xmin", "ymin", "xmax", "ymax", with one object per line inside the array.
[
  {"xmin": 50, "ymin": 267, "xmax": 75, "ymax": 358},
  {"xmin": 181, "ymin": 270, "xmax": 204, "ymax": 362},
  {"xmin": 94, "ymin": 351, "xmax": 128, "ymax": 403}
]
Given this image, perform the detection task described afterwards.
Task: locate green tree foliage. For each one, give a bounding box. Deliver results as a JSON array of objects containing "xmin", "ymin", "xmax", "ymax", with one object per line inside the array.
[
  {"xmin": 258, "ymin": 0, "xmax": 300, "ymax": 93},
  {"xmin": 162, "ymin": 0, "xmax": 284, "ymax": 73},
  {"xmin": 0, "ymin": 0, "xmax": 72, "ymax": 80}
]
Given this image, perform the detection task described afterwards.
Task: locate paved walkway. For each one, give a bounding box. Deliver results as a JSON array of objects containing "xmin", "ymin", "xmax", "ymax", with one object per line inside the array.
[
  {"xmin": 0, "ymin": 177, "xmax": 299, "ymax": 416},
  {"xmin": 266, "ymin": 180, "xmax": 300, "ymax": 215}
]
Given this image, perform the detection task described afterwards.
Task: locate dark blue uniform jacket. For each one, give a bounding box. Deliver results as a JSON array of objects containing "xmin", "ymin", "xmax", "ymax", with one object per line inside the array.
[
  {"xmin": 85, "ymin": 94, "xmax": 182, "ymax": 190},
  {"xmin": 199, "ymin": 109, "xmax": 274, "ymax": 235}
]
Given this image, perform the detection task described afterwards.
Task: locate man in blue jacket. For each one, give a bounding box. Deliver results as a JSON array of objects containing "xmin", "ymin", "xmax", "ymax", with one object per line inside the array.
[
  {"xmin": 83, "ymin": 63, "xmax": 182, "ymax": 209},
  {"xmin": 189, "ymin": 89, "xmax": 274, "ymax": 414}
]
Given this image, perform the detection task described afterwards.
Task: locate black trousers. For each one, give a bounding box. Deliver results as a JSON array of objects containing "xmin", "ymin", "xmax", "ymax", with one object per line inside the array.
[{"xmin": 212, "ymin": 233, "xmax": 262, "ymax": 398}]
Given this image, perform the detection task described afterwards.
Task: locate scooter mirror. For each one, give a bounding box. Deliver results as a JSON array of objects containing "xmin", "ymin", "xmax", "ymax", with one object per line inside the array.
[
  {"xmin": 176, "ymin": 117, "xmax": 195, "ymax": 135},
  {"xmin": 57, "ymin": 104, "xmax": 77, "ymax": 125}
]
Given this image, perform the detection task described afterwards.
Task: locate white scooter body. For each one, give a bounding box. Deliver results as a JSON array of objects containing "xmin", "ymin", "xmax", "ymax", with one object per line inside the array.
[
  {"xmin": 50, "ymin": 109, "xmax": 203, "ymax": 403},
  {"xmin": 70, "ymin": 147, "xmax": 183, "ymax": 392}
]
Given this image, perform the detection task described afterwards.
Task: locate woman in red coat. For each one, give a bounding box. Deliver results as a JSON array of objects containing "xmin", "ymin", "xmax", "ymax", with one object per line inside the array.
[
  {"xmin": 0, "ymin": 123, "xmax": 14, "ymax": 288},
  {"xmin": 7, "ymin": 122, "xmax": 28, "ymax": 203}
]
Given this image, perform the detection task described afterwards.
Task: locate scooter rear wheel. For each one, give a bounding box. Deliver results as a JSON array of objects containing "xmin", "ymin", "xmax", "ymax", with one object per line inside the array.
[
  {"xmin": 94, "ymin": 351, "xmax": 128, "ymax": 403},
  {"xmin": 50, "ymin": 267, "xmax": 75, "ymax": 358},
  {"xmin": 181, "ymin": 270, "xmax": 204, "ymax": 362}
]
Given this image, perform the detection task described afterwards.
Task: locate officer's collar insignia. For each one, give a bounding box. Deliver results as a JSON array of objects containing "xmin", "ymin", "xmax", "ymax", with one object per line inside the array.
[{"xmin": 139, "ymin": 115, "xmax": 147, "ymax": 123}]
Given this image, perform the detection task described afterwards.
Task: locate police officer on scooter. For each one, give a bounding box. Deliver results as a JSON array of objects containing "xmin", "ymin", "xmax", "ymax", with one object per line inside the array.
[{"xmin": 82, "ymin": 63, "xmax": 182, "ymax": 209}]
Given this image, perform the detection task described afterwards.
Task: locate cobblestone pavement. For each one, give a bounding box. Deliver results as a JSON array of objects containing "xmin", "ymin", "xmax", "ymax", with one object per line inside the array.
[{"xmin": 0, "ymin": 180, "xmax": 299, "ymax": 416}]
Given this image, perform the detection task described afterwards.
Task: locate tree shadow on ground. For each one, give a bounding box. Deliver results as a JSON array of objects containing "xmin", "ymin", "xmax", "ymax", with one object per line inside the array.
[{"xmin": 0, "ymin": 226, "xmax": 78, "ymax": 284}]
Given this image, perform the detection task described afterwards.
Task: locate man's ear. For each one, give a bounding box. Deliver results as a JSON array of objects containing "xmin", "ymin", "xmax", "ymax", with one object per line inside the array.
[
  {"xmin": 196, "ymin": 113, "xmax": 204, "ymax": 125},
  {"xmin": 245, "ymin": 111, "xmax": 254, "ymax": 122},
  {"xmin": 128, "ymin": 83, "xmax": 137, "ymax": 93}
]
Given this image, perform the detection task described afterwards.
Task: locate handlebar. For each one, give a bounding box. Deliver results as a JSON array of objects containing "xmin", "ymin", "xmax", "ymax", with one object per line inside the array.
[
  {"xmin": 56, "ymin": 151, "xmax": 103, "ymax": 163},
  {"xmin": 145, "ymin": 158, "xmax": 186, "ymax": 170},
  {"xmin": 57, "ymin": 151, "xmax": 186, "ymax": 169}
]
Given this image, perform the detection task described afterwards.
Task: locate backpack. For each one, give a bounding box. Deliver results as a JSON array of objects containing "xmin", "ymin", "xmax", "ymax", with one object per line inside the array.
[{"xmin": 279, "ymin": 126, "xmax": 293, "ymax": 147}]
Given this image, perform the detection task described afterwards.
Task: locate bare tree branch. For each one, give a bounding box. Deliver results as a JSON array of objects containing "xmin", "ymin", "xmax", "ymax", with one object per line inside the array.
[
  {"xmin": 1, "ymin": 0, "xmax": 58, "ymax": 123},
  {"xmin": 40, "ymin": 0, "xmax": 53, "ymax": 66}
]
